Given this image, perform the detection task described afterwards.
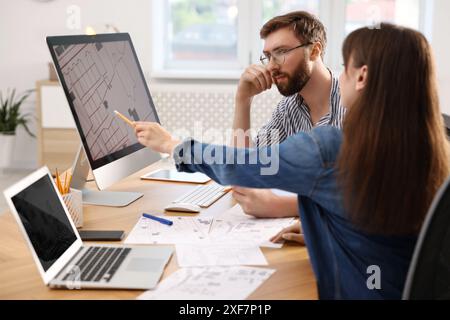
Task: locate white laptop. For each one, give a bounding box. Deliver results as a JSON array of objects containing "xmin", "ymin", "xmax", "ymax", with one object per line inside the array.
[{"xmin": 3, "ymin": 167, "xmax": 173, "ymax": 290}]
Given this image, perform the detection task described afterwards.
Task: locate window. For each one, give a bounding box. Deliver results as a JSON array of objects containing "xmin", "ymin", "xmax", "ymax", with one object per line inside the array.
[
  {"xmin": 152, "ymin": 0, "xmax": 430, "ymax": 79},
  {"xmin": 168, "ymin": 0, "xmax": 239, "ymax": 67},
  {"xmin": 345, "ymin": 0, "xmax": 421, "ymax": 34},
  {"xmin": 262, "ymin": 0, "xmax": 319, "ymax": 23}
]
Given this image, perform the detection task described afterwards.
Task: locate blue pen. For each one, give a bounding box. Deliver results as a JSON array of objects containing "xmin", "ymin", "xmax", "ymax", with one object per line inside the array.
[{"xmin": 143, "ymin": 213, "xmax": 173, "ymax": 226}]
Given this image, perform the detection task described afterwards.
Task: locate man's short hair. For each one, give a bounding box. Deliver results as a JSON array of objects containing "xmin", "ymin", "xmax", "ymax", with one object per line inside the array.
[{"xmin": 260, "ymin": 11, "xmax": 327, "ymax": 59}]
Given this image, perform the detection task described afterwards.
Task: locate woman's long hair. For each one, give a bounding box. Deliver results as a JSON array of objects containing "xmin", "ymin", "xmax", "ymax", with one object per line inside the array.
[{"xmin": 338, "ymin": 23, "xmax": 450, "ymax": 236}]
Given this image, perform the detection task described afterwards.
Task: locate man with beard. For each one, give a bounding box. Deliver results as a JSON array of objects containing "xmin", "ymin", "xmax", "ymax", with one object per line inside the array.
[{"xmin": 231, "ymin": 11, "xmax": 345, "ymax": 227}]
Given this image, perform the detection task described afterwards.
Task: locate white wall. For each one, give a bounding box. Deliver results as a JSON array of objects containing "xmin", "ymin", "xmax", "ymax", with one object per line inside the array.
[
  {"xmin": 432, "ymin": 0, "xmax": 450, "ymax": 115},
  {"xmin": 1, "ymin": 0, "xmax": 450, "ymax": 169},
  {"xmin": 0, "ymin": 0, "xmax": 152, "ymax": 169}
]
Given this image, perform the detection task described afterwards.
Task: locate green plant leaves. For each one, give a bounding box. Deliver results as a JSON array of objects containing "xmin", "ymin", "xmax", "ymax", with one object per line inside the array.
[{"xmin": 0, "ymin": 89, "xmax": 35, "ymax": 137}]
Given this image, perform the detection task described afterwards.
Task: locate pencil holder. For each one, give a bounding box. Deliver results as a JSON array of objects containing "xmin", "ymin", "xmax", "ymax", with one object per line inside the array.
[{"xmin": 62, "ymin": 188, "xmax": 83, "ymax": 229}]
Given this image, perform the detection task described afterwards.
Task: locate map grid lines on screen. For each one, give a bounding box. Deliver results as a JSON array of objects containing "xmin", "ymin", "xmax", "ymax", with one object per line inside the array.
[{"xmin": 53, "ymin": 41, "xmax": 156, "ymax": 161}]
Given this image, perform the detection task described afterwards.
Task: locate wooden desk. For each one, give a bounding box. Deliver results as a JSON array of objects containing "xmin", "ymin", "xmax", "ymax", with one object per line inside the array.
[{"xmin": 0, "ymin": 161, "xmax": 317, "ymax": 300}]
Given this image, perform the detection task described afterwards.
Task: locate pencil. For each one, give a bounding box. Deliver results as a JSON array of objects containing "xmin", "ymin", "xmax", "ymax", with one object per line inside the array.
[
  {"xmin": 58, "ymin": 173, "xmax": 63, "ymax": 194},
  {"xmin": 223, "ymin": 186, "xmax": 233, "ymax": 193},
  {"xmin": 114, "ymin": 110, "xmax": 135, "ymax": 128},
  {"xmin": 66, "ymin": 173, "xmax": 73, "ymax": 194},
  {"xmin": 63, "ymin": 171, "xmax": 67, "ymax": 194},
  {"xmin": 55, "ymin": 169, "xmax": 62, "ymax": 194},
  {"xmin": 64, "ymin": 171, "xmax": 70, "ymax": 194}
]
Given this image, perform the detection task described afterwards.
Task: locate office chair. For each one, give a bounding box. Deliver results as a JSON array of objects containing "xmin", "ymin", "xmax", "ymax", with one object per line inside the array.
[{"xmin": 402, "ymin": 175, "xmax": 450, "ymax": 300}]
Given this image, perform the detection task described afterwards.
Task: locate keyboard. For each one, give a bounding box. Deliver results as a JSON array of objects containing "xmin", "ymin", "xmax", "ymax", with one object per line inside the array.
[
  {"xmin": 173, "ymin": 184, "xmax": 231, "ymax": 208},
  {"xmin": 62, "ymin": 247, "xmax": 131, "ymax": 283}
]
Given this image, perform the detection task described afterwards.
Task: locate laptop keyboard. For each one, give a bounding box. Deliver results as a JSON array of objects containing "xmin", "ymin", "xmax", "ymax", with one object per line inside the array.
[
  {"xmin": 173, "ymin": 184, "xmax": 230, "ymax": 208},
  {"xmin": 62, "ymin": 247, "xmax": 131, "ymax": 283}
]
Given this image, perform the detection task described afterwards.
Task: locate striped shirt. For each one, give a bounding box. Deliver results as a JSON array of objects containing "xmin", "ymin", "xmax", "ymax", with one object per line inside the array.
[{"xmin": 256, "ymin": 72, "xmax": 345, "ymax": 147}]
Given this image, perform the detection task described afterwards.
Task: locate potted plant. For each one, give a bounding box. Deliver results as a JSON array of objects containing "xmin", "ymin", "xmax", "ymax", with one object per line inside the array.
[{"xmin": 0, "ymin": 89, "xmax": 35, "ymax": 170}]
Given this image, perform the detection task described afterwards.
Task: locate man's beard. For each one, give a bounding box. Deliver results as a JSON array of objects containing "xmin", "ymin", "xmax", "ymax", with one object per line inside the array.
[{"xmin": 273, "ymin": 60, "xmax": 311, "ymax": 97}]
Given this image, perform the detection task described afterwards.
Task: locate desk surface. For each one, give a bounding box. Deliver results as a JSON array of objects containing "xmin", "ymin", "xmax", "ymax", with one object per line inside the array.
[{"xmin": 0, "ymin": 161, "xmax": 317, "ymax": 300}]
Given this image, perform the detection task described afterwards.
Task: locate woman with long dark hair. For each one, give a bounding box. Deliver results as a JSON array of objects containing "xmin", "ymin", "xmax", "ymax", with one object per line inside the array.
[{"xmin": 133, "ymin": 24, "xmax": 450, "ymax": 299}]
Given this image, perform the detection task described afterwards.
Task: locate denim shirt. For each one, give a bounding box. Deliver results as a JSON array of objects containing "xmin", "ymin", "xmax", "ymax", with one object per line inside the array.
[{"xmin": 173, "ymin": 126, "xmax": 417, "ymax": 300}]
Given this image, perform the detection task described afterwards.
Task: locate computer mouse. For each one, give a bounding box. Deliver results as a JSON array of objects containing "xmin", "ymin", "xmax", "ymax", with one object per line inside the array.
[{"xmin": 164, "ymin": 203, "xmax": 201, "ymax": 213}]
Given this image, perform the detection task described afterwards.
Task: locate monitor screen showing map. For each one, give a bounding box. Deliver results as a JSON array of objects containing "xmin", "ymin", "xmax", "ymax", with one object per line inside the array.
[{"xmin": 47, "ymin": 34, "xmax": 160, "ymax": 170}]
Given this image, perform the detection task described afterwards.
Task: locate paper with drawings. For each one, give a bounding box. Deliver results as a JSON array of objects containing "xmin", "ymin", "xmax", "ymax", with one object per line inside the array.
[
  {"xmin": 176, "ymin": 243, "xmax": 268, "ymax": 267},
  {"xmin": 124, "ymin": 216, "xmax": 213, "ymax": 245},
  {"xmin": 210, "ymin": 204, "xmax": 296, "ymax": 248},
  {"xmin": 125, "ymin": 205, "xmax": 296, "ymax": 247},
  {"xmin": 137, "ymin": 266, "xmax": 275, "ymax": 300}
]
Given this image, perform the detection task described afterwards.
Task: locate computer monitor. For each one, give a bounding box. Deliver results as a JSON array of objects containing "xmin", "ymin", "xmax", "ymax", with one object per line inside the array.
[{"xmin": 47, "ymin": 33, "xmax": 162, "ymax": 206}]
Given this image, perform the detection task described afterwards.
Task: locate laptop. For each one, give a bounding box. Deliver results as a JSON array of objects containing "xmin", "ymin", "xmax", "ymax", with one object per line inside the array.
[{"xmin": 3, "ymin": 167, "xmax": 173, "ymax": 290}]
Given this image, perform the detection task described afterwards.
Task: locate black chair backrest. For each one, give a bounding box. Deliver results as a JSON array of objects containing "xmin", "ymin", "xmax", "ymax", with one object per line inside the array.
[{"xmin": 403, "ymin": 175, "xmax": 450, "ymax": 300}]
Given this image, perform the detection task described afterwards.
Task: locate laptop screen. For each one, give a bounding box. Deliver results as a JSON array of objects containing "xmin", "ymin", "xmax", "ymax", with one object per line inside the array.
[{"xmin": 11, "ymin": 175, "xmax": 77, "ymax": 272}]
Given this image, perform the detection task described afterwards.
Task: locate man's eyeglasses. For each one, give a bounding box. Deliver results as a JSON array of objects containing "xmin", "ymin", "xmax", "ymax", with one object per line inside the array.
[{"xmin": 260, "ymin": 43, "xmax": 313, "ymax": 66}]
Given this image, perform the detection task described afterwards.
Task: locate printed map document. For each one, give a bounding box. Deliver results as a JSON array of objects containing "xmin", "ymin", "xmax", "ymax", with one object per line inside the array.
[{"xmin": 137, "ymin": 266, "xmax": 275, "ymax": 300}]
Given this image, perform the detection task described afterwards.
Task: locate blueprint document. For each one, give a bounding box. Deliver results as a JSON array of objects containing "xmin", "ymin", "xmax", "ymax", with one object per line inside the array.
[
  {"xmin": 124, "ymin": 216, "xmax": 213, "ymax": 245},
  {"xmin": 137, "ymin": 266, "xmax": 275, "ymax": 300},
  {"xmin": 211, "ymin": 204, "xmax": 296, "ymax": 248},
  {"xmin": 124, "ymin": 205, "xmax": 296, "ymax": 248}
]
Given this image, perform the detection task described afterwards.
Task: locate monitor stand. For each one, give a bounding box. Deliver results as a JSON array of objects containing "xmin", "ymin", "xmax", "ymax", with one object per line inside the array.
[
  {"xmin": 71, "ymin": 146, "xmax": 143, "ymax": 207},
  {"xmin": 81, "ymin": 189, "xmax": 143, "ymax": 207}
]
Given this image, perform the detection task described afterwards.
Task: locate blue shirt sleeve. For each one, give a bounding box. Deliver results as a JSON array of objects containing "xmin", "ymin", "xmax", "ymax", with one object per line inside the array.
[{"xmin": 173, "ymin": 131, "xmax": 325, "ymax": 197}]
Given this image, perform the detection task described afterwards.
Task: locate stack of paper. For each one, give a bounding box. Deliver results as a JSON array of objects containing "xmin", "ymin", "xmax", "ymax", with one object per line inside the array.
[{"xmin": 131, "ymin": 204, "xmax": 295, "ymax": 300}]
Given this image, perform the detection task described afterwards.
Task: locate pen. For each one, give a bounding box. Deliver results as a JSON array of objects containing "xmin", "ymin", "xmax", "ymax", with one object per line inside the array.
[
  {"xmin": 143, "ymin": 213, "xmax": 173, "ymax": 226},
  {"xmin": 114, "ymin": 110, "xmax": 135, "ymax": 128}
]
